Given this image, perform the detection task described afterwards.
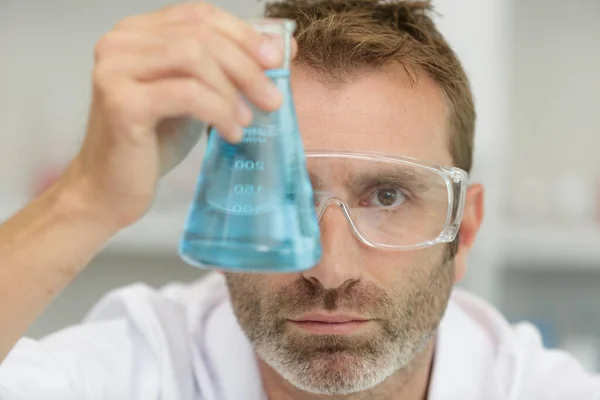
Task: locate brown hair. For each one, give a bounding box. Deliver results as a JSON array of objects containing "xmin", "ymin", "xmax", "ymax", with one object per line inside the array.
[{"xmin": 263, "ymin": 0, "xmax": 476, "ymax": 173}]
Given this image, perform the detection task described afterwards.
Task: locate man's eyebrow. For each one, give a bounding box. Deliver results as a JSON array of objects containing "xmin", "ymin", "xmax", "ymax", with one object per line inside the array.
[
  {"xmin": 309, "ymin": 166, "xmax": 432, "ymax": 191},
  {"xmin": 352, "ymin": 166, "xmax": 419, "ymax": 184},
  {"xmin": 349, "ymin": 168, "xmax": 431, "ymax": 192}
]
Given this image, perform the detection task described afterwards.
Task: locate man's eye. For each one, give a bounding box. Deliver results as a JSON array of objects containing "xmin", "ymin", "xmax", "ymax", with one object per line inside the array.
[{"xmin": 363, "ymin": 188, "xmax": 406, "ymax": 207}]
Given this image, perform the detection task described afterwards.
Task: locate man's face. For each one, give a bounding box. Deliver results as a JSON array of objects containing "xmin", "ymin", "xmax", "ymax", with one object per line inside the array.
[{"xmin": 225, "ymin": 63, "xmax": 458, "ymax": 395}]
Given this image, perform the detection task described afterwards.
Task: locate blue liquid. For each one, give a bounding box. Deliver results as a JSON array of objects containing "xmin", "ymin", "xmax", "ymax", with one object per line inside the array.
[{"xmin": 179, "ymin": 69, "xmax": 322, "ymax": 273}]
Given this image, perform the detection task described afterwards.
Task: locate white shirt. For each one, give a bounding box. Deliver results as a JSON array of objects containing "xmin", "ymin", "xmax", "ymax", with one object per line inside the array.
[{"xmin": 0, "ymin": 272, "xmax": 598, "ymax": 400}]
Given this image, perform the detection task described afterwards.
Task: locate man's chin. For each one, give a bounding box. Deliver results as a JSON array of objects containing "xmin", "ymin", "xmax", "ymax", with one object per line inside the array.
[
  {"xmin": 303, "ymin": 349, "xmax": 371, "ymax": 368},
  {"xmin": 254, "ymin": 329, "xmax": 401, "ymax": 396},
  {"xmin": 276, "ymin": 332, "xmax": 386, "ymax": 372},
  {"xmin": 271, "ymin": 349, "xmax": 391, "ymax": 396}
]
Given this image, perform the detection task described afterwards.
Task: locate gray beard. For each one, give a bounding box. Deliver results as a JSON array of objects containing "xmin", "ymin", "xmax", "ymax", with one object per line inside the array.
[
  {"xmin": 254, "ymin": 324, "xmax": 435, "ymax": 395},
  {"xmin": 225, "ymin": 251, "xmax": 454, "ymax": 396}
]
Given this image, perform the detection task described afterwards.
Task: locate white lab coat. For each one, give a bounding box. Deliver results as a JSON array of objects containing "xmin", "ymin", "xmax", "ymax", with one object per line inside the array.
[{"xmin": 0, "ymin": 272, "xmax": 598, "ymax": 400}]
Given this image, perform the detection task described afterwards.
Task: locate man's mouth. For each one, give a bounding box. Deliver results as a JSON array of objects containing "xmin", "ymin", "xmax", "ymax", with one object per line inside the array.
[{"xmin": 288, "ymin": 313, "xmax": 372, "ymax": 334}]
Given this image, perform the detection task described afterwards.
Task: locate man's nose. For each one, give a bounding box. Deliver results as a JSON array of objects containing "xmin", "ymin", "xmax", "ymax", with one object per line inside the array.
[{"xmin": 302, "ymin": 201, "xmax": 362, "ymax": 290}]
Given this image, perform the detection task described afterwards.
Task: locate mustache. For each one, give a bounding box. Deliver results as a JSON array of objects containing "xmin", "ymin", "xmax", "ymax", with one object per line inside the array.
[{"xmin": 268, "ymin": 277, "xmax": 394, "ymax": 319}]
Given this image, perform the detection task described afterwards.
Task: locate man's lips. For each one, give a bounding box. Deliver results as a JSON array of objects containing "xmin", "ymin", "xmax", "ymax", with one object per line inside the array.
[
  {"xmin": 288, "ymin": 313, "xmax": 372, "ymax": 334},
  {"xmin": 291, "ymin": 313, "xmax": 368, "ymax": 323}
]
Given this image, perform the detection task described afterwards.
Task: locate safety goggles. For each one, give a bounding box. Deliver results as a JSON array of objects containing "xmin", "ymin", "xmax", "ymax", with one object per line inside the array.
[{"xmin": 303, "ymin": 150, "xmax": 469, "ymax": 250}]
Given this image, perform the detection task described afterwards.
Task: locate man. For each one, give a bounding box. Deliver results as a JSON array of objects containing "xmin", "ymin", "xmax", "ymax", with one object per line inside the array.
[{"xmin": 0, "ymin": 0, "xmax": 598, "ymax": 399}]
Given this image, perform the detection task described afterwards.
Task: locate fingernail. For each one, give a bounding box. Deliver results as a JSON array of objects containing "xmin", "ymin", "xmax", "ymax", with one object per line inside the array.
[
  {"xmin": 237, "ymin": 99, "xmax": 253, "ymax": 126},
  {"xmin": 230, "ymin": 125, "xmax": 244, "ymax": 142},
  {"xmin": 259, "ymin": 41, "xmax": 281, "ymax": 65},
  {"xmin": 265, "ymin": 83, "xmax": 283, "ymax": 106}
]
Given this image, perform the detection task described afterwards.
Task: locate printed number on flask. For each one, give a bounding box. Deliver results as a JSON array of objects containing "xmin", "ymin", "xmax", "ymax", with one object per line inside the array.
[
  {"xmin": 234, "ymin": 184, "xmax": 262, "ymax": 194},
  {"xmin": 232, "ymin": 204, "xmax": 261, "ymax": 214},
  {"xmin": 234, "ymin": 160, "xmax": 264, "ymax": 170}
]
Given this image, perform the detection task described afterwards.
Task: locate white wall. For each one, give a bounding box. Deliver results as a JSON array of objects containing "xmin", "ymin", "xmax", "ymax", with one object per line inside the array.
[
  {"xmin": 507, "ymin": 0, "xmax": 600, "ymax": 225},
  {"xmin": 432, "ymin": 0, "xmax": 512, "ymax": 304},
  {"xmin": 502, "ymin": 0, "xmax": 600, "ymax": 372}
]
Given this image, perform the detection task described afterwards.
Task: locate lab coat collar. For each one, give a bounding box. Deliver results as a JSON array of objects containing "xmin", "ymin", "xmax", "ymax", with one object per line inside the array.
[
  {"xmin": 427, "ymin": 290, "xmax": 507, "ymax": 400},
  {"xmin": 195, "ymin": 275, "xmax": 507, "ymax": 400},
  {"xmin": 199, "ymin": 291, "xmax": 267, "ymax": 400}
]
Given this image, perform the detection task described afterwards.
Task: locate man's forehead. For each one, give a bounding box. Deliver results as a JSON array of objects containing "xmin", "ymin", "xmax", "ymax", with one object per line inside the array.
[
  {"xmin": 306, "ymin": 162, "xmax": 433, "ymax": 192},
  {"xmin": 307, "ymin": 159, "xmax": 415, "ymax": 179},
  {"xmin": 290, "ymin": 63, "xmax": 453, "ymax": 166}
]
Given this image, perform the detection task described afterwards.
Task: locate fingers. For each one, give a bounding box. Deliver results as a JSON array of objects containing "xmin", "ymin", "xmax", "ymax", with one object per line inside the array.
[
  {"xmin": 115, "ymin": 2, "xmax": 281, "ymax": 72},
  {"xmin": 94, "ymin": 32, "xmax": 240, "ymax": 116},
  {"xmin": 92, "ymin": 1, "xmax": 296, "ymax": 145},
  {"xmin": 94, "ymin": 25, "xmax": 282, "ymax": 116},
  {"xmin": 155, "ymin": 25, "xmax": 283, "ymax": 111},
  {"xmin": 199, "ymin": 27, "xmax": 283, "ymax": 111},
  {"xmin": 140, "ymin": 78, "xmax": 246, "ymax": 143}
]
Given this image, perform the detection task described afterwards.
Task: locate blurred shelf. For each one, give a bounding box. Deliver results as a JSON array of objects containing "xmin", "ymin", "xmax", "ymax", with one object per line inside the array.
[
  {"xmin": 4, "ymin": 197, "xmax": 600, "ymax": 266},
  {"xmin": 0, "ymin": 197, "xmax": 186, "ymax": 256},
  {"xmin": 104, "ymin": 207, "xmax": 186, "ymax": 255},
  {"xmin": 501, "ymin": 221, "xmax": 600, "ymax": 271}
]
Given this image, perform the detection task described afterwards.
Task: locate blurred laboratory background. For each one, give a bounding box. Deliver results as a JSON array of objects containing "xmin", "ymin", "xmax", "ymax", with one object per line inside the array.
[{"xmin": 1, "ymin": 0, "xmax": 599, "ymax": 372}]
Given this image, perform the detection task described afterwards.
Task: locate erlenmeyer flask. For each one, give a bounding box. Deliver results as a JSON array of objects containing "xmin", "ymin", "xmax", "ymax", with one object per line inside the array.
[{"xmin": 179, "ymin": 18, "xmax": 322, "ymax": 273}]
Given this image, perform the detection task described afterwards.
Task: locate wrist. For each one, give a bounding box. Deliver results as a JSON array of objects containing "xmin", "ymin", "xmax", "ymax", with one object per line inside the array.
[{"xmin": 51, "ymin": 161, "xmax": 124, "ymax": 237}]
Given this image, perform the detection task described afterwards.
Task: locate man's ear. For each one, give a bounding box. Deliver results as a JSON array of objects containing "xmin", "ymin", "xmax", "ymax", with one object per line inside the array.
[{"xmin": 453, "ymin": 183, "xmax": 485, "ymax": 282}]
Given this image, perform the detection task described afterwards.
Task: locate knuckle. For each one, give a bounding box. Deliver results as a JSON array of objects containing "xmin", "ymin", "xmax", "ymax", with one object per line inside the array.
[
  {"xmin": 238, "ymin": 66, "xmax": 263, "ymax": 90},
  {"xmin": 92, "ymin": 58, "xmax": 122, "ymax": 93},
  {"xmin": 242, "ymin": 25, "xmax": 262, "ymax": 47},
  {"xmin": 190, "ymin": 2, "xmax": 217, "ymax": 21},
  {"xmin": 92, "ymin": 64, "xmax": 110, "ymax": 90},
  {"xmin": 94, "ymin": 34, "xmax": 115, "ymax": 60},
  {"xmin": 166, "ymin": 39, "xmax": 203, "ymax": 73},
  {"xmin": 195, "ymin": 23, "xmax": 216, "ymax": 44},
  {"xmin": 112, "ymin": 21, "xmax": 125, "ymax": 31},
  {"xmin": 103, "ymin": 87, "xmax": 147, "ymax": 124},
  {"xmin": 103, "ymin": 88, "xmax": 130, "ymax": 113},
  {"xmin": 176, "ymin": 51, "xmax": 199, "ymax": 73},
  {"xmin": 113, "ymin": 16, "xmax": 135, "ymax": 30},
  {"xmin": 178, "ymin": 81, "xmax": 201, "ymax": 106}
]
